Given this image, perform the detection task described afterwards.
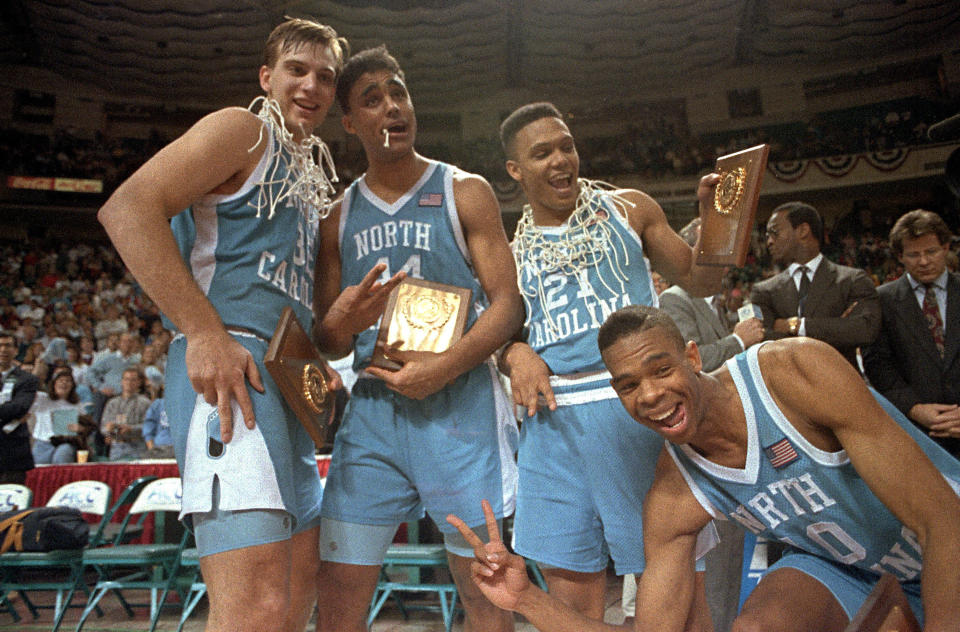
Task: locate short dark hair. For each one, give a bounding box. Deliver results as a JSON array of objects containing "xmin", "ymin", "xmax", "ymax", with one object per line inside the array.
[
  {"xmin": 499, "ymin": 102, "xmax": 564, "ymax": 159},
  {"xmin": 336, "ymin": 45, "xmax": 405, "ymax": 113},
  {"xmin": 772, "ymin": 201, "xmax": 824, "ymax": 246},
  {"xmin": 597, "ymin": 305, "xmax": 686, "ymax": 355},
  {"xmin": 263, "ymin": 17, "xmax": 349, "ymax": 77},
  {"xmin": 889, "ymin": 209, "xmax": 953, "ymax": 257}
]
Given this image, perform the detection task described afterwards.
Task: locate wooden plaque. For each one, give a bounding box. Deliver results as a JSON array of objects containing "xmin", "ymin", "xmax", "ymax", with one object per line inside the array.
[
  {"xmin": 844, "ymin": 574, "xmax": 920, "ymax": 632},
  {"xmin": 696, "ymin": 143, "xmax": 769, "ymax": 267},
  {"xmin": 370, "ymin": 278, "xmax": 472, "ymax": 370},
  {"xmin": 264, "ymin": 307, "xmax": 338, "ymax": 449}
]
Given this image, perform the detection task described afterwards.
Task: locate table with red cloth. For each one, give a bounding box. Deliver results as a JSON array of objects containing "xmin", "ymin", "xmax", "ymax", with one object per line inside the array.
[{"xmin": 23, "ymin": 456, "xmax": 333, "ymax": 542}]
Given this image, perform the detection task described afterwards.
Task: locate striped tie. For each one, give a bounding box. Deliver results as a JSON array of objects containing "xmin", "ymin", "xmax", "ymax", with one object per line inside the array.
[{"xmin": 922, "ymin": 284, "xmax": 945, "ymax": 358}]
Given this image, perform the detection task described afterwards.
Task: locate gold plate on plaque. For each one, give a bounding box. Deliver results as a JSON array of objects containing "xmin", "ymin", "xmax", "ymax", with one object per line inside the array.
[
  {"xmin": 697, "ymin": 143, "xmax": 769, "ymax": 267},
  {"xmin": 371, "ymin": 278, "xmax": 472, "ymax": 370}
]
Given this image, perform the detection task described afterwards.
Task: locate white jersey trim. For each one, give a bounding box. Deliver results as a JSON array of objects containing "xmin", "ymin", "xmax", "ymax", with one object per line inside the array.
[
  {"xmin": 676, "ymin": 354, "xmax": 761, "ymax": 485},
  {"xmin": 744, "ymin": 345, "xmax": 849, "ymax": 467},
  {"xmin": 444, "ymin": 166, "xmax": 472, "ymax": 266},
  {"xmin": 666, "ymin": 443, "xmax": 723, "ymax": 519},
  {"xmin": 356, "ymin": 160, "xmax": 438, "ymax": 217}
]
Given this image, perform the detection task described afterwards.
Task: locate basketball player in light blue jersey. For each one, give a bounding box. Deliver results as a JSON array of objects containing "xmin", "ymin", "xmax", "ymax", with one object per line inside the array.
[
  {"xmin": 496, "ymin": 102, "xmax": 724, "ymax": 627},
  {"xmin": 98, "ymin": 19, "xmax": 349, "ymax": 632},
  {"xmin": 448, "ymin": 305, "xmax": 960, "ymax": 632},
  {"xmin": 312, "ymin": 47, "xmax": 523, "ymax": 632}
]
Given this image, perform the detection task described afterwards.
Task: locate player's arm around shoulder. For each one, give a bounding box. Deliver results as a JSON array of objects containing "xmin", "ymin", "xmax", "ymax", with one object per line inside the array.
[
  {"xmin": 449, "ymin": 171, "xmax": 524, "ymax": 371},
  {"xmin": 634, "ymin": 448, "xmax": 714, "ymax": 632},
  {"xmin": 758, "ymin": 338, "xmax": 960, "ymax": 630}
]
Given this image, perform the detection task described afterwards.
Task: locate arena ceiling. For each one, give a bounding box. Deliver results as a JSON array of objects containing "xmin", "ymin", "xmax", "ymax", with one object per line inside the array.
[{"xmin": 1, "ymin": 0, "xmax": 960, "ymax": 111}]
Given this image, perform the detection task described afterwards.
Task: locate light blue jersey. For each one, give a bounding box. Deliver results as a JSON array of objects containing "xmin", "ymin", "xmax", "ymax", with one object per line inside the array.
[
  {"xmin": 670, "ymin": 344, "xmax": 960, "ymax": 583},
  {"xmin": 338, "ymin": 160, "xmax": 486, "ymax": 370},
  {"xmin": 166, "ymin": 124, "xmax": 318, "ymax": 340},
  {"xmin": 517, "ymin": 191, "xmax": 657, "ymax": 375},
  {"xmin": 162, "ymin": 122, "xmax": 325, "ymax": 550},
  {"xmin": 320, "ymin": 159, "xmax": 517, "ymax": 560},
  {"xmin": 512, "ymin": 187, "xmax": 668, "ymax": 575}
]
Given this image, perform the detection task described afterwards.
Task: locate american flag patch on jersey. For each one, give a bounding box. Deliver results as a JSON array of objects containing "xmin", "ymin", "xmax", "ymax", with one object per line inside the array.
[
  {"xmin": 419, "ymin": 193, "xmax": 443, "ymax": 206},
  {"xmin": 764, "ymin": 438, "xmax": 799, "ymax": 469}
]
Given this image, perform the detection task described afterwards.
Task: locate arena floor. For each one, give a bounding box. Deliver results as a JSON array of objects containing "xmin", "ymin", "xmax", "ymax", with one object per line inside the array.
[{"xmin": 0, "ymin": 569, "xmax": 628, "ymax": 631}]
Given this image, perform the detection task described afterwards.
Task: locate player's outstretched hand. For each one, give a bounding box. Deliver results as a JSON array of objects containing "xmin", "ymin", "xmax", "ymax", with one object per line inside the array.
[{"xmin": 446, "ymin": 499, "xmax": 533, "ymax": 612}]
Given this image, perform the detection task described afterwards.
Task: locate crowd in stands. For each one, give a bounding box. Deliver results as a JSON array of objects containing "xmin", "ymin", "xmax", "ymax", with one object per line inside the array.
[
  {"xmin": 3, "ymin": 97, "xmax": 955, "ymax": 197},
  {"xmin": 0, "ymin": 239, "xmax": 173, "ymax": 464},
  {"xmin": 3, "ymin": 194, "xmax": 957, "ymax": 468}
]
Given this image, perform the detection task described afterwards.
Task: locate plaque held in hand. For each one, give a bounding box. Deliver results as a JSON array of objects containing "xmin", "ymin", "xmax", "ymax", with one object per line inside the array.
[
  {"xmin": 697, "ymin": 143, "xmax": 769, "ymax": 267},
  {"xmin": 264, "ymin": 307, "xmax": 338, "ymax": 449},
  {"xmin": 844, "ymin": 573, "xmax": 920, "ymax": 632},
  {"xmin": 370, "ymin": 278, "xmax": 471, "ymax": 370}
]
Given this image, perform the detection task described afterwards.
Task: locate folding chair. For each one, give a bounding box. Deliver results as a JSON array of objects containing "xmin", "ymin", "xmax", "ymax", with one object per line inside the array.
[
  {"xmin": 0, "ymin": 484, "xmax": 32, "ymax": 512},
  {"xmin": 75, "ymin": 477, "xmax": 187, "ymax": 632},
  {"xmin": 0, "ymin": 483, "xmax": 33, "ymax": 621},
  {"xmin": 99, "ymin": 476, "xmax": 158, "ymax": 545},
  {"xmin": 173, "ymin": 547, "xmax": 205, "ymax": 632},
  {"xmin": 0, "ymin": 480, "xmax": 112, "ymax": 631},
  {"xmin": 368, "ymin": 543, "xmax": 459, "ymax": 632}
]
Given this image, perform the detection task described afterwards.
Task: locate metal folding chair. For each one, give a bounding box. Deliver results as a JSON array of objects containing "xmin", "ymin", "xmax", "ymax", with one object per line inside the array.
[
  {"xmin": 75, "ymin": 477, "xmax": 187, "ymax": 632},
  {"xmin": 0, "ymin": 484, "xmax": 32, "ymax": 513},
  {"xmin": 0, "ymin": 480, "xmax": 112, "ymax": 631}
]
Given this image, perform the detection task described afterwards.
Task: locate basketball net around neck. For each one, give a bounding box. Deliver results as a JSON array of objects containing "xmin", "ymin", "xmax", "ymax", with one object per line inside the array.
[
  {"xmin": 512, "ymin": 179, "xmax": 635, "ymax": 334},
  {"xmin": 247, "ymin": 96, "xmax": 338, "ymax": 222}
]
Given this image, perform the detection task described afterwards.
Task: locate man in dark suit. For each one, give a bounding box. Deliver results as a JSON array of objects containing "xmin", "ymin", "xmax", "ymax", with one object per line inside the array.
[
  {"xmin": 0, "ymin": 329, "xmax": 39, "ymax": 483},
  {"xmin": 750, "ymin": 201, "xmax": 880, "ymax": 368},
  {"xmin": 863, "ymin": 209, "xmax": 960, "ymax": 459}
]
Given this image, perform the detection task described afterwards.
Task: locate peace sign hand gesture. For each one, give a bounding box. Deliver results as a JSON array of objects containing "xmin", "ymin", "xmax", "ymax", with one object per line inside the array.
[{"xmin": 446, "ymin": 499, "xmax": 533, "ymax": 612}]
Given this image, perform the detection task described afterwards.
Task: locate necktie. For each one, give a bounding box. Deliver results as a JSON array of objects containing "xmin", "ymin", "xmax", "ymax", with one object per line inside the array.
[
  {"xmin": 797, "ymin": 265, "xmax": 811, "ymax": 316},
  {"xmin": 923, "ymin": 284, "xmax": 945, "ymax": 358}
]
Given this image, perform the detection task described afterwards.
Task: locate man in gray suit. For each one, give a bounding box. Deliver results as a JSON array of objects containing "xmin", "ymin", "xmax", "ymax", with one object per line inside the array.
[
  {"xmin": 660, "ymin": 218, "xmax": 764, "ymax": 372},
  {"xmin": 750, "ymin": 201, "xmax": 880, "ymax": 368},
  {"xmin": 863, "ymin": 209, "xmax": 960, "ymax": 459},
  {"xmin": 657, "ymin": 218, "xmax": 763, "ymax": 632}
]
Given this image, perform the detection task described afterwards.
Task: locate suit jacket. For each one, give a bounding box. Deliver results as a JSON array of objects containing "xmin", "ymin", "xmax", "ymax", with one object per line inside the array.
[
  {"xmin": 659, "ymin": 286, "xmax": 742, "ymax": 372},
  {"xmin": 862, "ymin": 272, "xmax": 960, "ymax": 457},
  {"xmin": 0, "ymin": 366, "xmax": 39, "ymax": 472},
  {"xmin": 750, "ymin": 257, "xmax": 881, "ymax": 367}
]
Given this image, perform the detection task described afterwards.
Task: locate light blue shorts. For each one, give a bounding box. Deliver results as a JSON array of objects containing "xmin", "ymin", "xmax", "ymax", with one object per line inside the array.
[
  {"xmin": 165, "ymin": 333, "xmax": 323, "ymax": 553},
  {"xmin": 320, "ymin": 518, "xmax": 502, "ymax": 563},
  {"xmin": 769, "ymin": 549, "xmax": 923, "ymax": 624},
  {"xmin": 513, "ymin": 376, "xmax": 663, "ymax": 575},
  {"xmin": 193, "ymin": 478, "xmax": 320, "ymax": 557},
  {"xmin": 319, "ymin": 364, "xmax": 516, "ymax": 564}
]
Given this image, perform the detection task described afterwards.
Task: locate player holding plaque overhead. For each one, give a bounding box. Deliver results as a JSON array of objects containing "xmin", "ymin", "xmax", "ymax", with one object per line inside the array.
[
  {"xmin": 98, "ymin": 18, "xmax": 348, "ymax": 632},
  {"xmin": 312, "ymin": 46, "xmax": 523, "ymax": 632},
  {"xmin": 496, "ymin": 102, "xmax": 728, "ymax": 625}
]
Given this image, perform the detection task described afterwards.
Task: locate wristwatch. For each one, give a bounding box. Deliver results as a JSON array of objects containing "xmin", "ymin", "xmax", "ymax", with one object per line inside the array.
[{"xmin": 787, "ymin": 316, "xmax": 800, "ymax": 336}]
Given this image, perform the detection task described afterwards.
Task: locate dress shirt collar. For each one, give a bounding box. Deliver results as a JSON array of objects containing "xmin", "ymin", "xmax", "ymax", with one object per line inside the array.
[
  {"xmin": 907, "ymin": 269, "xmax": 948, "ymax": 292},
  {"xmin": 788, "ymin": 253, "xmax": 823, "ymax": 280}
]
